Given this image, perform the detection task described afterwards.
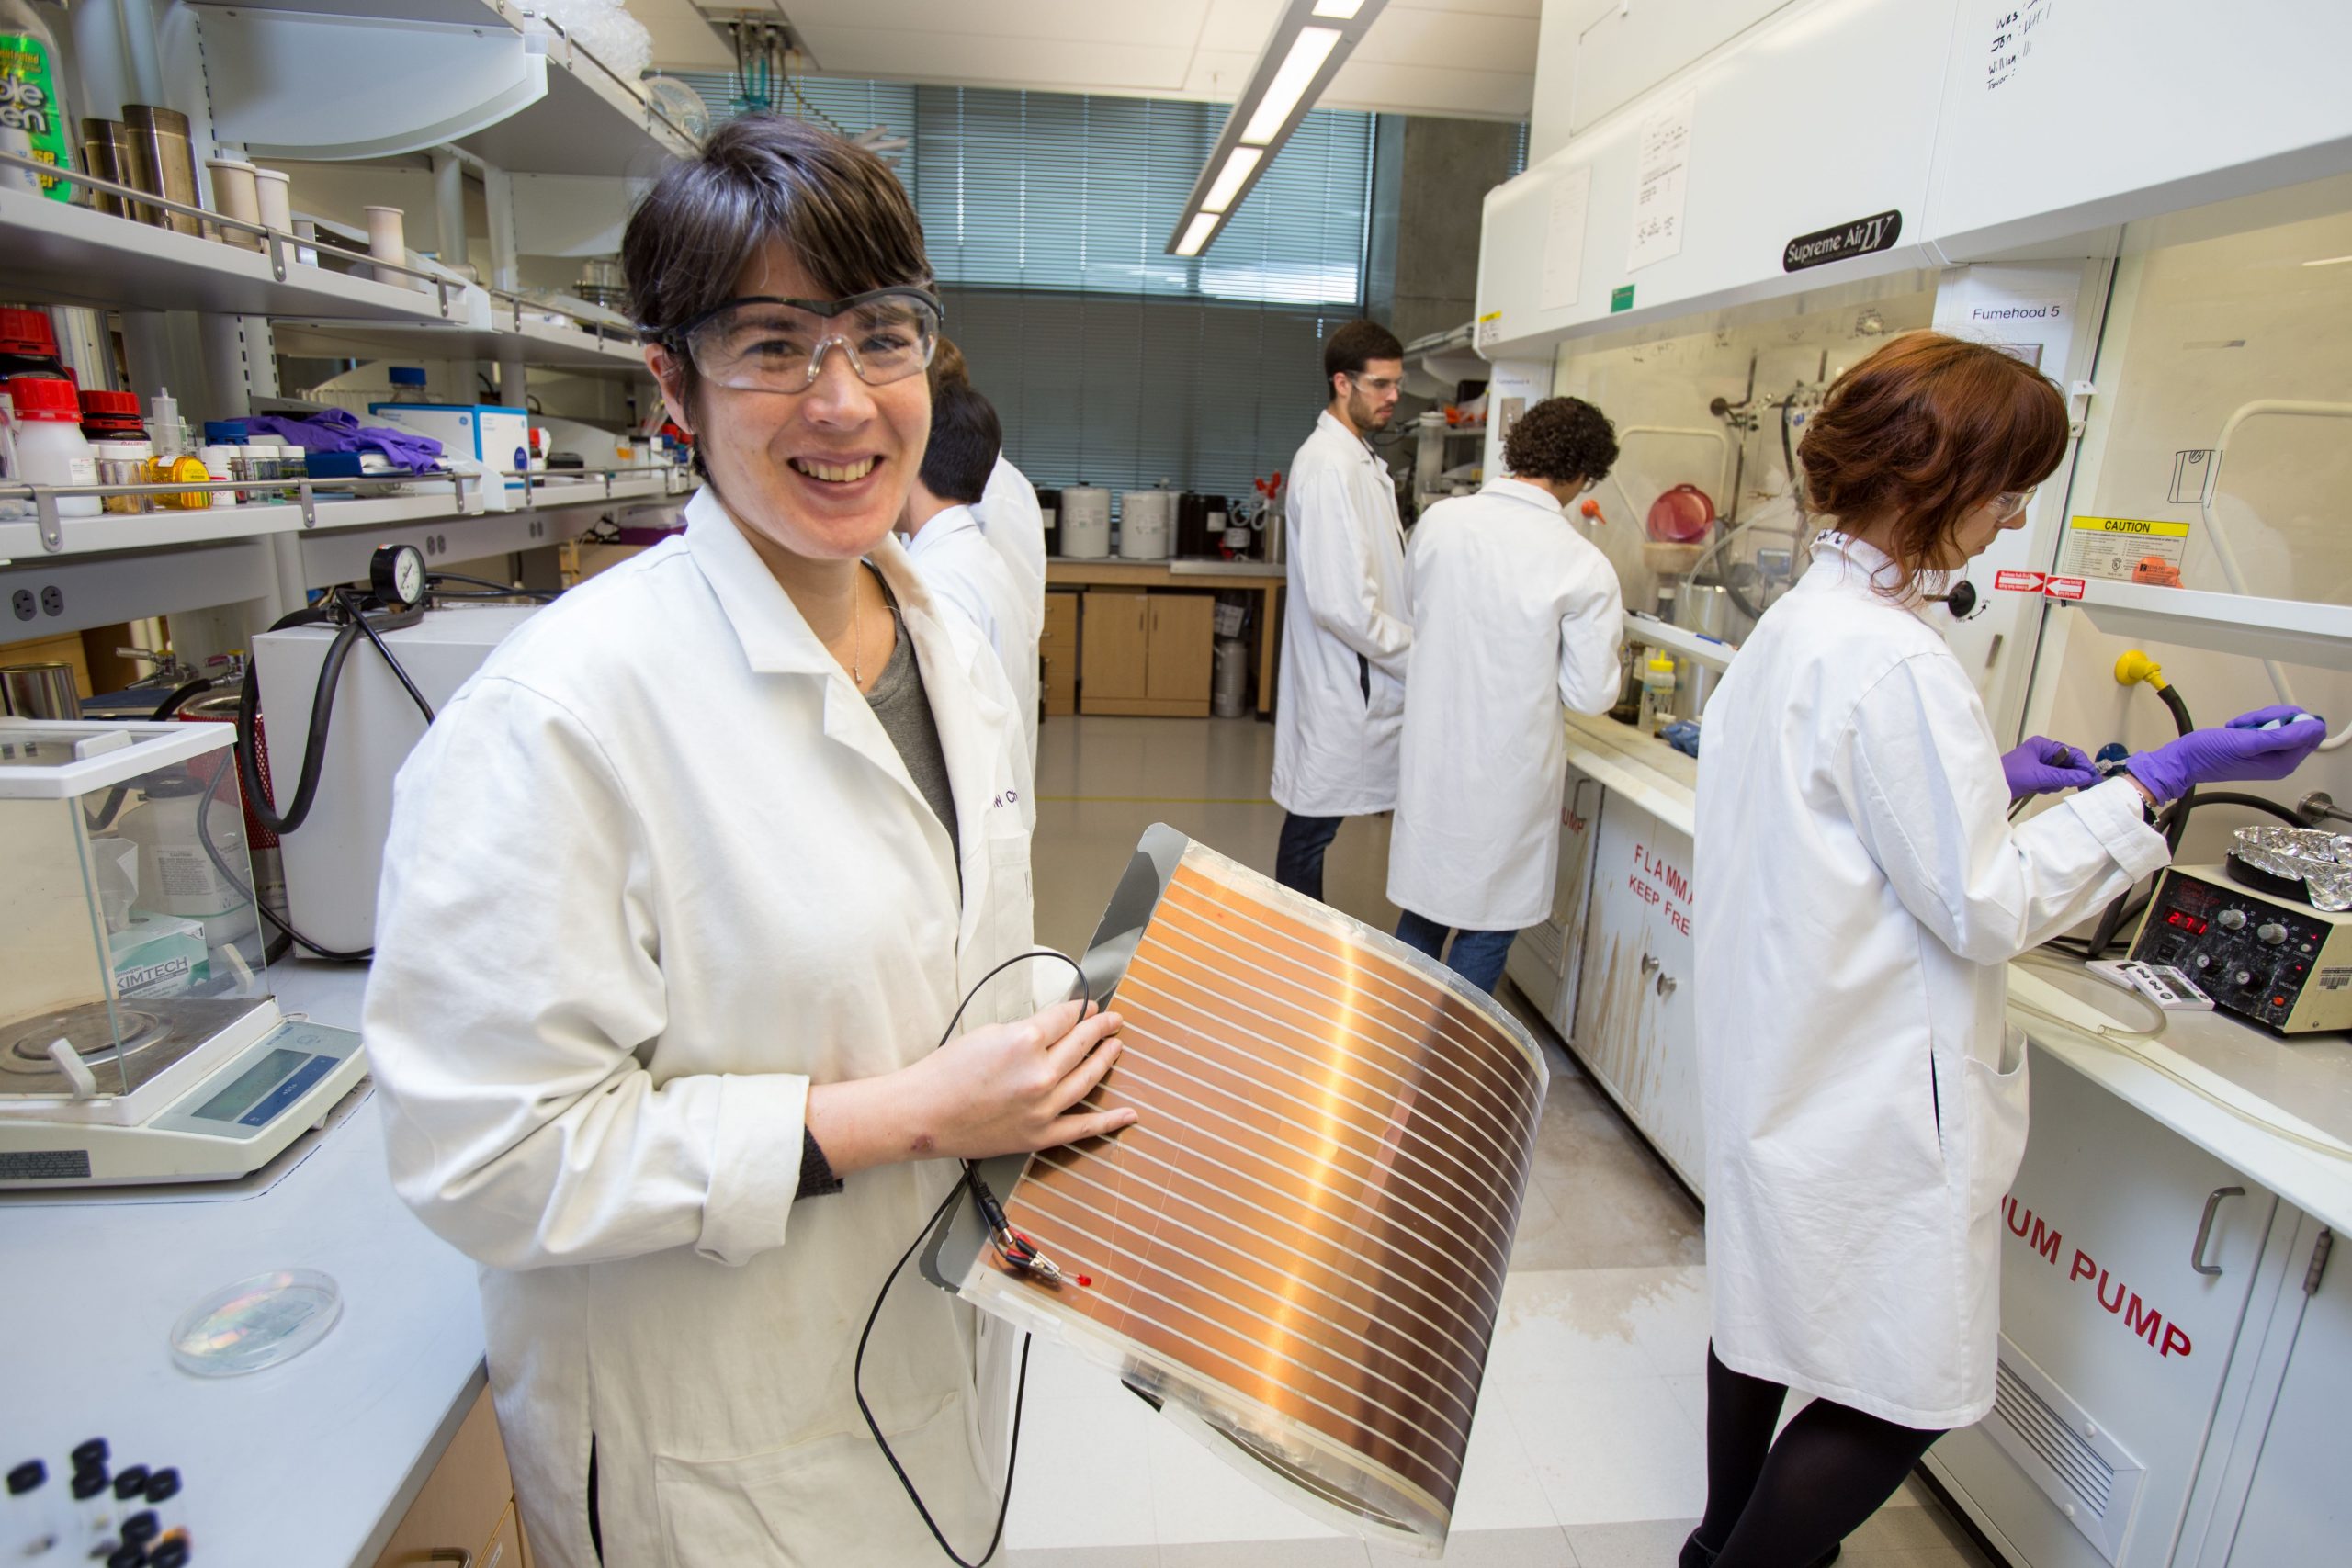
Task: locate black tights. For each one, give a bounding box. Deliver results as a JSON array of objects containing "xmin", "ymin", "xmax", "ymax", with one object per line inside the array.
[{"xmin": 1684, "ymin": 1345, "xmax": 1945, "ymax": 1568}]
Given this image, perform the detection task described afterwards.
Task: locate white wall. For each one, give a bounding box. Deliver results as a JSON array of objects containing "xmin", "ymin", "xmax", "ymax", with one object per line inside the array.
[
  {"xmin": 1530, "ymin": 0, "xmax": 1794, "ymax": 166},
  {"xmin": 2025, "ymin": 175, "xmax": 2352, "ymax": 864}
]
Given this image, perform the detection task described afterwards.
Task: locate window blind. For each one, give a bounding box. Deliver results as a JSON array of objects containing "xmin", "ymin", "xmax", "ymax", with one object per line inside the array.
[{"xmin": 666, "ymin": 73, "xmax": 1376, "ymax": 504}]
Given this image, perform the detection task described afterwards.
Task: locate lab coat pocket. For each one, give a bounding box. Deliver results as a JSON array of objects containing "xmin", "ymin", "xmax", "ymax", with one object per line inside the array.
[
  {"xmin": 651, "ymin": 1393, "xmax": 974, "ymax": 1568},
  {"xmin": 1959, "ymin": 1023, "xmax": 2031, "ymax": 1217}
]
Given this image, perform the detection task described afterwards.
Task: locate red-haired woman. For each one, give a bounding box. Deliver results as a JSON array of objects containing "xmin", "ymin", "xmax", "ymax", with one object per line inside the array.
[{"xmin": 1684, "ymin": 333, "xmax": 2323, "ymax": 1567}]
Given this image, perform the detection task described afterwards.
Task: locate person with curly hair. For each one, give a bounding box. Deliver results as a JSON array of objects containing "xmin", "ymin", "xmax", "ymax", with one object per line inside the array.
[{"xmin": 1386, "ymin": 396, "xmax": 1627, "ymax": 990}]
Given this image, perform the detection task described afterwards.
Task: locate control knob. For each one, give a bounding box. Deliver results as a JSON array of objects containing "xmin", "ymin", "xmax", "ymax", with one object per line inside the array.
[
  {"xmin": 2233, "ymin": 969, "xmax": 2254, "ymax": 987},
  {"xmin": 2192, "ymin": 953, "xmax": 2212, "ymax": 970},
  {"xmin": 2219, "ymin": 908, "xmax": 2248, "ymax": 931},
  {"xmin": 2258, "ymin": 922, "xmax": 2288, "ymax": 945}
]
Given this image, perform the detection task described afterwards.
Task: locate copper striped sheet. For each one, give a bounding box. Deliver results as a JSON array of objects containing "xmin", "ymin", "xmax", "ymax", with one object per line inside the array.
[{"xmin": 965, "ymin": 840, "xmax": 1547, "ymax": 1556}]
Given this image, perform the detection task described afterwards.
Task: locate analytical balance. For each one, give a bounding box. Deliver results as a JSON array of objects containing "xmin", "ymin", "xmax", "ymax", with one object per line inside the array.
[{"xmin": 0, "ymin": 718, "xmax": 365, "ymax": 1188}]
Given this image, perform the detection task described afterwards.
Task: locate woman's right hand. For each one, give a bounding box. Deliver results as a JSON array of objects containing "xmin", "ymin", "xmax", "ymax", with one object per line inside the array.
[
  {"xmin": 2124, "ymin": 706, "xmax": 2327, "ymax": 801},
  {"xmin": 900, "ymin": 999, "xmax": 1136, "ymax": 1162}
]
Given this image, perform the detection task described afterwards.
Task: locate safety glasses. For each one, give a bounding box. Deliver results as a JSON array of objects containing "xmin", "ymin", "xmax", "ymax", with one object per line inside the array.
[
  {"xmin": 659, "ymin": 287, "xmax": 944, "ymax": 392},
  {"xmin": 1990, "ymin": 486, "xmax": 2038, "ymax": 519}
]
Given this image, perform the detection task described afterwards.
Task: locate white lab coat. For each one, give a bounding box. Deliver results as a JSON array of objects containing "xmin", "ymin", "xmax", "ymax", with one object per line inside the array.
[
  {"xmin": 365, "ymin": 486, "xmax": 1040, "ymax": 1568},
  {"xmin": 906, "ymin": 502, "xmax": 1039, "ymax": 750},
  {"xmin": 1388, "ymin": 479, "xmax": 1624, "ymax": 930},
  {"xmin": 972, "ymin": 455, "xmax": 1046, "ymax": 762},
  {"xmin": 1272, "ymin": 410, "xmax": 1411, "ymax": 817},
  {"xmin": 1692, "ymin": 532, "xmax": 2168, "ymax": 1427}
]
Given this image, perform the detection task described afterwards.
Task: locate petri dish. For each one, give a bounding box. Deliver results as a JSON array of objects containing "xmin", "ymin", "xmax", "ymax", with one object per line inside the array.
[{"xmin": 169, "ymin": 1269, "xmax": 343, "ymax": 1377}]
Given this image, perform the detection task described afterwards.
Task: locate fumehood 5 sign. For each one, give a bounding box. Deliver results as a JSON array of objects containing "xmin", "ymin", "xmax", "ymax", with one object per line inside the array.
[{"xmin": 1782, "ymin": 210, "xmax": 1905, "ymax": 273}]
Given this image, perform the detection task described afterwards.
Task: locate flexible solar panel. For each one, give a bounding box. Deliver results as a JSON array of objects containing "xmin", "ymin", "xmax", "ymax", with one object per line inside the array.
[{"xmin": 940, "ymin": 828, "xmax": 1548, "ymax": 1557}]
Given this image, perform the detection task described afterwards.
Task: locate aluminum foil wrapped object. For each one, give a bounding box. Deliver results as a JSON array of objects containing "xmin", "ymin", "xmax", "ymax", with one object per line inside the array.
[
  {"xmin": 2232, "ymin": 826, "xmax": 2352, "ymax": 912},
  {"xmin": 927, "ymin": 827, "xmax": 1548, "ymax": 1557}
]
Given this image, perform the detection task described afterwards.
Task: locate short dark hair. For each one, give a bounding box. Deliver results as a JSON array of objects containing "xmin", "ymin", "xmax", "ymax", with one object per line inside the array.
[
  {"xmin": 1798, "ymin": 332, "xmax": 2067, "ymax": 597},
  {"xmin": 1323, "ymin": 320, "xmax": 1404, "ymax": 389},
  {"xmin": 1503, "ymin": 397, "xmax": 1619, "ymax": 485},
  {"xmin": 929, "ymin": 335, "xmax": 969, "ymax": 391},
  {"xmin": 623, "ymin": 115, "xmax": 931, "ymax": 416},
  {"xmin": 920, "ymin": 377, "xmax": 1000, "ymax": 505}
]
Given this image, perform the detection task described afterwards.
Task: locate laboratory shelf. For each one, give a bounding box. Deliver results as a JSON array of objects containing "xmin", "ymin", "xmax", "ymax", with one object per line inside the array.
[
  {"xmin": 272, "ymin": 300, "xmax": 649, "ymax": 378},
  {"xmin": 1623, "ymin": 613, "xmax": 1737, "ymax": 674},
  {"xmin": 200, "ymin": 2, "xmax": 696, "ymax": 177},
  {"xmin": 2068, "ymin": 579, "xmax": 2352, "ymax": 672},
  {"xmin": 0, "ymin": 186, "xmax": 467, "ymax": 322},
  {"xmin": 0, "ymin": 473, "xmax": 674, "ymax": 563}
]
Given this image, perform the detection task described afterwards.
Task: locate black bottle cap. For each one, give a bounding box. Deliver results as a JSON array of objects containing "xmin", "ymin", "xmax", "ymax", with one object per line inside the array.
[
  {"xmin": 144, "ymin": 1468, "xmax": 181, "ymax": 1503},
  {"xmin": 107, "ymin": 1545, "xmax": 145, "ymax": 1568},
  {"xmin": 114, "ymin": 1465, "xmax": 152, "ymax": 1500},
  {"xmin": 72, "ymin": 1439, "xmax": 109, "ymax": 1470},
  {"xmin": 150, "ymin": 1542, "xmax": 188, "ymax": 1568},
  {"xmin": 7, "ymin": 1460, "xmax": 43, "ymax": 1494},
  {"xmin": 74, "ymin": 1469, "xmax": 110, "ymax": 1501},
  {"xmin": 123, "ymin": 1511, "xmax": 161, "ymax": 1545}
]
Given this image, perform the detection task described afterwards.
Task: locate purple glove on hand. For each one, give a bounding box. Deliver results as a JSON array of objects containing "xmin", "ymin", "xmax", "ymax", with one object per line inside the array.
[
  {"xmin": 2124, "ymin": 705, "xmax": 2328, "ymax": 803},
  {"xmin": 2002, "ymin": 736, "xmax": 2103, "ymax": 802}
]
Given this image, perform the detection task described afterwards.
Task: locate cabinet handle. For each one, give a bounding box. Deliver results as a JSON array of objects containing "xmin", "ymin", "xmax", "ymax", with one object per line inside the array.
[
  {"xmin": 1656, "ymin": 973, "xmax": 1677, "ymax": 998},
  {"xmin": 2191, "ymin": 1186, "xmax": 2245, "ymax": 1277},
  {"xmin": 1639, "ymin": 953, "xmax": 1660, "ymax": 976},
  {"xmin": 425, "ymin": 1551, "xmax": 473, "ymax": 1566}
]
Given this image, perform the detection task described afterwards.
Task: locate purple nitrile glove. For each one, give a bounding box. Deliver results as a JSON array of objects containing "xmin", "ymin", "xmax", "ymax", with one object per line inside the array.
[
  {"xmin": 2003, "ymin": 736, "xmax": 2103, "ymax": 802},
  {"xmin": 2124, "ymin": 706, "xmax": 2328, "ymax": 802}
]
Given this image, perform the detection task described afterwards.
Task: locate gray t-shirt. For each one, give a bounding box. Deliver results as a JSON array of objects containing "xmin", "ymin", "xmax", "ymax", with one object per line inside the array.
[{"xmin": 863, "ymin": 572, "xmax": 958, "ymax": 871}]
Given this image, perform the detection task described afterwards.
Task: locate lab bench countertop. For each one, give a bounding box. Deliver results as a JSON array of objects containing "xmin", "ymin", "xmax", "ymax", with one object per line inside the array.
[
  {"xmin": 3, "ymin": 960, "xmax": 487, "ymax": 1568},
  {"xmin": 1557, "ymin": 709, "xmax": 2352, "ymax": 1234}
]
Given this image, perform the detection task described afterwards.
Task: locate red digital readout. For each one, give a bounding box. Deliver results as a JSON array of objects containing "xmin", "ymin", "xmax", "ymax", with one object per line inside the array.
[{"xmin": 2166, "ymin": 909, "xmax": 2210, "ymax": 935}]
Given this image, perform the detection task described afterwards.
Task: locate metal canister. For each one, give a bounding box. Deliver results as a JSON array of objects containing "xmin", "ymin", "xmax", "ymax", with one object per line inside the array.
[
  {"xmin": 122, "ymin": 106, "xmax": 201, "ymax": 234},
  {"xmin": 79, "ymin": 118, "xmax": 139, "ymax": 219},
  {"xmin": 0, "ymin": 663, "xmax": 82, "ymax": 719}
]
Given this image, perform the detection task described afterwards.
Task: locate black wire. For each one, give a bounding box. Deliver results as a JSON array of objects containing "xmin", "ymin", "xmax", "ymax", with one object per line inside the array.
[
  {"xmin": 237, "ymin": 610, "xmax": 359, "ymax": 838},
  {"xmin": 429, "ymin": 570, "xmax": 560, "ymax": 603},
  {"xmin": 855, "ymin": 948, "xmax": 1095, "ymax": 1568},
  {"xmin": 194, "ymin": 744, "xmax": 374, "ymax": 963},
  {"xmin": 336, "ymin": 588, "xmax": 436, "ymax": 724}
]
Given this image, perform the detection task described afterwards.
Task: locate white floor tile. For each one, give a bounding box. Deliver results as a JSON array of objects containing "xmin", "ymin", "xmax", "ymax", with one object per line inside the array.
[
  {"xmin": 1450, "ymin": 1398, "xmax": 1561, "ymax": 1533},
  {"xmin": 1004, "ymin": 1393, "xmax": 1159, "ymax": 1550},
  {"xmin": 1488, "ymin": 1267, "xmax": 1711, "ymax": 1388},
  {"xmin": 1503, "ymin": 1376, "xmax": 1708, "ymax": 1527}
]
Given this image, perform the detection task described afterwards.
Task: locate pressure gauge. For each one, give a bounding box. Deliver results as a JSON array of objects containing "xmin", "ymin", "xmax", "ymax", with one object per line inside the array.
[{"xmin": 370, "ymin": 544, "xmax": 427, "ymax": 608}]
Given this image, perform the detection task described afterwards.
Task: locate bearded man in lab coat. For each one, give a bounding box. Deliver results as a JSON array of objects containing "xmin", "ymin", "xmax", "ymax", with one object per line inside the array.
[
  {"xmin": 1271, "ymin": 319, "xmax": 1411, "ymax": 902},
  {"xmin": 1388, "ymin": 397, "xmax": 1625, "ymax": 992},
  {"xmin": 900, "ymin": 376, "xmax": 1037, "ymax": 728}
]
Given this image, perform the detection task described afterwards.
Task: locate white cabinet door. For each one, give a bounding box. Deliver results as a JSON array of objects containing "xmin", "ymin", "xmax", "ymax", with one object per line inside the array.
[
  {"xmin": 2220, "ymin": 1221, "xmax": 2349, "ymax": 1564},
  {"xmin": 1506, "ymin": 766, "xmax": 1605, "ymax": 1036},
  {"xmin": 1930, "ymin": 1049, "xmax": 2279, "ymax": 1568},
  {"xmin": 1569, "ymin": 798, "xmax": 1705, "ymax": 1194}
]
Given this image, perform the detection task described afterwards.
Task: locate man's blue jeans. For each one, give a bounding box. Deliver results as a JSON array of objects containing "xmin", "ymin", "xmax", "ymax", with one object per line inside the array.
[
  {"xmin": 1275, "ymin": 812, "xmax": 1345, "ymax": 902},
  {"xmin": 1394, "ymin": 908, "xmax": 1517, "ymax": 994}
]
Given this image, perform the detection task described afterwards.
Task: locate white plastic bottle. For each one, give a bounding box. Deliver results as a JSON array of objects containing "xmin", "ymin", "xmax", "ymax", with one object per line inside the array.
[
  {"xmin": 1638, "ymin": 650, "xmax": 1679, "ymax": 731},
  {"xmin": 1, "ymin": 375, "xmax": 100, "ymax": 514},
  {"xmin": 118, "ymin": 770, "xmax": 260, "ymax": 949}
]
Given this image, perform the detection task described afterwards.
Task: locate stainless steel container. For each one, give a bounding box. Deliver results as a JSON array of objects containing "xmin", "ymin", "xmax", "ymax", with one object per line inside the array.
[
  {"xmin": 0, "ymin": 663, "xmax": 82, "ymax": 719},
  {"xmin": 122, "ymin": 106, "xmax": 201, "ymax": 235},
  {"xmin": 79, "ymin": 118, "xmax": 139, "ymax": 219},
  {"xmin": 1675, "ymin": 582, "xmax": 1731, "ymax": 717}
]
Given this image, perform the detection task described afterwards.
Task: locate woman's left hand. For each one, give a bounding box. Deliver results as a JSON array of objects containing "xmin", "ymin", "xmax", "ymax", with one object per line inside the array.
[{"xmin": 2001, "ymin": 735, "xmax": 2102, "ymax": 802}]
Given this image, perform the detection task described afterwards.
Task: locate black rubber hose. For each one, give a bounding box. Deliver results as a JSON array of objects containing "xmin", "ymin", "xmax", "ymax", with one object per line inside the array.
[
  {"xmin": 2080, "ymin": 683, "xmax": 2199, "ymax": 958},
  {"xmin": 149, "ymin": 678, "xmax": 213, "ymax": 720},
  {"xmin": 237, "ymin": 614, "xmax": 362, "ymax": 839},
  {"xmin": 195, "ymin": 748, "xmax": 373, "ymax": 963},
  {"xmin": 337, "ymin": 588, "xmax": 436, "ymax": 724}
]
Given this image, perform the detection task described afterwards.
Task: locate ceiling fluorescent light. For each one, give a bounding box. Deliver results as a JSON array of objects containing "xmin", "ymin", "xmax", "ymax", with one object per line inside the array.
[
  {"xmin": 1201, "ymin": 147, "xmax": 1264, "ymax": 213},
  {"xmin": 1167, "ymin": 0, "xmax": 1388, "ymax": 257},
  {"xmin": 2303, "ymin": 254, "xmax": 2352, "ymax": 268},
  {"xmin": 1242, "ymin": 26, "xmax": 1342, "ymax": 144}
]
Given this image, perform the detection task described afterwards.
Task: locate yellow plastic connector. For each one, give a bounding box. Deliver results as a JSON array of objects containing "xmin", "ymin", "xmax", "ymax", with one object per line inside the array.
[{"xmin": 2114, "ymin": 649, "xmax": 2168, "ymax": 691}]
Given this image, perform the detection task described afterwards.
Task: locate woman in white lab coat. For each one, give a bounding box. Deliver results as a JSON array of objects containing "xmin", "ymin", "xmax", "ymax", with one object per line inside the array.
[
  {"xmin": 364, "ymin": 117, "xmax": 1133, "ymax": 1568},
  {"xmin": 1388, "ymin": 397, "xmax": 1626, "ymax": 991},
  {"xmin": 1686, "ymin": 333, "xmax": 2324, "ymax": 1568}
]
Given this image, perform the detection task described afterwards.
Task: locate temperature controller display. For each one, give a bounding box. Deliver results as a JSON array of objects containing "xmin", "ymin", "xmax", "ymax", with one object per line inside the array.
[{"xmin": 2165, "ymin": 909, "xmax": 2210, "ymax": 936}]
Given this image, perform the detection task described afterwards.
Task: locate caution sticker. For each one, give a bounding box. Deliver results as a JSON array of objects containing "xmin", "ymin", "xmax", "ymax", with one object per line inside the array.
[{"xmin": 2065, "ymin": 514, "xmax": 2190, "ymax": 584}]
